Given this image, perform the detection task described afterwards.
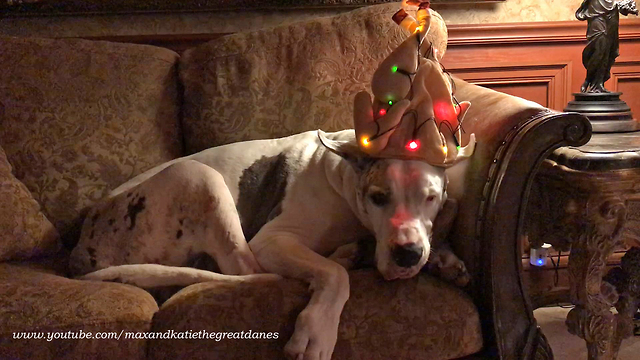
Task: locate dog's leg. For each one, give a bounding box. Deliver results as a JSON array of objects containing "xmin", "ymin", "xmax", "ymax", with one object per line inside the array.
[
  {"xmin": 80, "ymin": 264, "xmax": 280, "ymax": 288},
  {"xmin": 328, "ymin": 235, "xmax": 376, "ymax": 270},
  {"xmin": 171, "ymin": 160, "xmax": 263, "ymax": 275},
  {"xmin": 431, "ymin": 198, "xmax": 458, "ymax": 247},
  {"xmin": 426, "ymin": 198, "xmax": 470, "ymax": 286},
  {"xmin": 70, "ymin": 160, "xmax": 261, "ymax": 277},
  {"xmin": 328, "ymin": 242, "xmax": 359, "ymax": 270},
  {"xmin": 428, "ymin": 245, "xmax": 470, "ymax": 287},
  {"xmin": 250, "ymin": 225, "xmax": 349, "ymax": 360}
]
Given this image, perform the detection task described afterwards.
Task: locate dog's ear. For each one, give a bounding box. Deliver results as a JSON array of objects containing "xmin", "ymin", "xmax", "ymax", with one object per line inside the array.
[
  {"xmin": 317, "ymin": 130, "xmax": 375, "ymax": 172},
  {"xmin": 432, "ymin": 198, "xmax": 458, "ymax": 247}
]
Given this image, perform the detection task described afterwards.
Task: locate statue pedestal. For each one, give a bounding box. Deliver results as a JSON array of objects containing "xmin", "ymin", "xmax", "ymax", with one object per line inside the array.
[{"xmin": 564, "ymin": 92, "xmax": 639, "ymax": 133}]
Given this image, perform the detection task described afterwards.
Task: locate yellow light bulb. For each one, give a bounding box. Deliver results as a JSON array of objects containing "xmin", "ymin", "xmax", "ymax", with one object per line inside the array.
[
  {"xmin": 442, "ymin": 145, "xmax": 448, "ymax": 155},
  {"xmin": 362, "ymin": 137, "xmax": 370, "ymax": 147}
]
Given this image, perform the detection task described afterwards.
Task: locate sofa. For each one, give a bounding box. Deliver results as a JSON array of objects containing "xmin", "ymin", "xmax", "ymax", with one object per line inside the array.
[{"xmin": 0, "ymin": 4, "xmax": 591, "ymax": 360}]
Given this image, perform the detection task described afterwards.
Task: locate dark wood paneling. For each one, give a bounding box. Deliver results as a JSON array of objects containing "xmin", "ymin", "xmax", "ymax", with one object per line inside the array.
[{"xmin": 444, "ymin": 19, "xmax": 640, "ymax": 116}]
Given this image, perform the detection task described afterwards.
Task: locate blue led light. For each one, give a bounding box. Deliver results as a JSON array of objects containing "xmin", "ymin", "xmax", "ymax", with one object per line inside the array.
[{"xmin": 537, "ymin": 259, "xmax": 544, "ymax": 266}]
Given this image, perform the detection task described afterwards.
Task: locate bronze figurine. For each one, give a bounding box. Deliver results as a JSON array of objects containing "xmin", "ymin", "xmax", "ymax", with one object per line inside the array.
[{"xmin": 576, "ymin": 0, "xmax": 638, "ymax": 93}]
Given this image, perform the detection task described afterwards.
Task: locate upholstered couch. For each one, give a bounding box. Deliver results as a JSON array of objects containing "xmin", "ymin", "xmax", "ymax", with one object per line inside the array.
[{"xmin": 0, "ymin": 4, "xmax": 590, "ymax": 360}]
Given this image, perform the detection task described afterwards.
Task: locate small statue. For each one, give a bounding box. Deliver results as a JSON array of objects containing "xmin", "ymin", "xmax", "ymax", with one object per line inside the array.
[{"xmin": 576, "ymin": 0, "xmax": 638, "ymax": 93}]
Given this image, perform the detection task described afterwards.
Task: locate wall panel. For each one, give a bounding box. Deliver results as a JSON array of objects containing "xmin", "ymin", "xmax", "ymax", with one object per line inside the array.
[{"xmin": 444, "ymin": 19, "xmax": 640, "ymax": 116}]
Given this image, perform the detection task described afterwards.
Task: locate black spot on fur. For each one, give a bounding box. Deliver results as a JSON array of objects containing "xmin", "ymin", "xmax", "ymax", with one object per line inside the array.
[
  {"xmin": 127, "ymin": 193, "xmax": 133, "ymax": 198},
  {"xmin": 108, "ymin": 218, "xmax": 115, "ymax": 226},
  {"xmin": 237, "ymin": 154, "xmax": 288, "ymax": 241},
  {"xmin": 125, "ymin": 196, "xmax": 146, "ymax": 230},
  {"xmin": 113, "ymin": 228, "xmax": 119, "ymax": 233},
  {"xmin": 89, "ymin": 230, "xmax": 94, "ymax": 239},
  {"xmin": 179, "ymin": 218, "xmax": 185, "ymax": 226},
  {"xmin": 91, "ymin": 212, "xmax": 100, "ymax": 225},
  {"xmin": 176, "ymin": 229, "xmax": 183, "ymax": 239}
]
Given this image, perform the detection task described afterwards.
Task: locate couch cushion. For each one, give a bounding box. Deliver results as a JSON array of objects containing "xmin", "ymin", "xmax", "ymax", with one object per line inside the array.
[
  {"xmin": 0, "ymin": 145, "xmax": 60, "ymax": 262},
  {"xmin": 148, "ymin": 269, "xmax": 482, "ymax": 360},
  {"xmin": 0, "ymin": 37, "xmax": 184, "ymax": 246},
  {"xmin": 0, "ymin": 263, "xmax": 158, "ymax": 360},
  {"xmin": 179, "ymin": 3, "xmax": 448, "ymax": 153}
]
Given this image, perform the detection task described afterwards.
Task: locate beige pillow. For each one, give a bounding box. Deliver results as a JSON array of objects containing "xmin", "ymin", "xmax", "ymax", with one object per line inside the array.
[
  {"xmin": 0, "ymin": 145, "xmax": 60, "ymax": 261},
  {"xmin": 179, "ymin": 3, "xmax": 448, "ymax": 154},
  {"xmin": 0, "ymin": 36, "xmax": 183, "ymax": 243}
]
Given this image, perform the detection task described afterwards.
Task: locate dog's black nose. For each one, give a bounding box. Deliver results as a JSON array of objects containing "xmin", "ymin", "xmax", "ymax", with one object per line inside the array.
[{"xmin": 392, "ymin": 243, "xmax": 423, "ymax": 268}]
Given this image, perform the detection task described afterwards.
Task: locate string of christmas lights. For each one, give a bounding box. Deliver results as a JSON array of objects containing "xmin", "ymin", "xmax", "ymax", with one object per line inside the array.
[{"xmin": 362, "ymin": 12, "xmax": 466, "ymax": 155}]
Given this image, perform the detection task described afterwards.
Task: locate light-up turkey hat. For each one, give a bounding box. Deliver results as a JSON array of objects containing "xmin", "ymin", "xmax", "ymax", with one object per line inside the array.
[{"xmin": 352, "ymin": 0, "xmax": 476, "ymax": 167}]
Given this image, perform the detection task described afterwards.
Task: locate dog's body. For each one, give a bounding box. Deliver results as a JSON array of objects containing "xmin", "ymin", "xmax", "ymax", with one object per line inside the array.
[{"xmin": 69, "ymin": 129, "xmax": 468, "ymax": 360}]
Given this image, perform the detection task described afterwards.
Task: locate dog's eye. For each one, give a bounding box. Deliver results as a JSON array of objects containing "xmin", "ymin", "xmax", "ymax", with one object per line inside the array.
[
  {"xmin": 368, "ymin": 192, "xmax": 390, "ymax": 207},
  {"xmin": 426, "ymin": 195, "xmax": 436, "ymax": 202}
]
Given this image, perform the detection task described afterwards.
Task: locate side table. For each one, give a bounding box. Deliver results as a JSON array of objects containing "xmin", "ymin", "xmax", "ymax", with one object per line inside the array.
[{"xmin": 528, "ymin": 131, "xmax": 640, "ymax": 360}]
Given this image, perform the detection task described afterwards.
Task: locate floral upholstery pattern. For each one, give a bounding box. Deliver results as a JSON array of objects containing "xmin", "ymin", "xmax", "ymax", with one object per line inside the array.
[
  {"xmin": 0, "ymin": 263, "xmax": 158, "ymax": 360},
  {"xmin": 0, "ymin": 145, "xmax": 60, "ymax": 261},
  {"xmin": 0, "ymin": 5, "xmax": 489, "ymax": 360},
  {"xmin": 179, "ymin": 3, "xmax": 448, "ymax": 153},
  {"xmin": 0, "ymin": 36, "xmax": 184, "ymax": 245},
  {"xmin": 148, "ymin": 269, "xmax": 482, "ymax": 360}
]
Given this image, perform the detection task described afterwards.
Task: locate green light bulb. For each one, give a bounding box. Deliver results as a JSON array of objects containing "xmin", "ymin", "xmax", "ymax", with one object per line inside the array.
[
  {"xmin": 391, "ymin": 66, "xmax": 398, "ymax": 73},
  {"xmin": 388, "ymin": 100, "xmax": 393, "ymax": 106}
]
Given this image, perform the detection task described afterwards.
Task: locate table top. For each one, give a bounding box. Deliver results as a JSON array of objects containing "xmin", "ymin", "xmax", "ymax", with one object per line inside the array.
[{"xmin": 549, "ymin": 131, "xmax": 640, "ymax": 171}]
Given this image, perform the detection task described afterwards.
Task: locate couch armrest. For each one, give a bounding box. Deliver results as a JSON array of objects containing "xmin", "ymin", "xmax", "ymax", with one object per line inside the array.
[
  {"xmin": 449, "ymin": 78, "xmax": 591, "ymax": 359},
  {"xmin": 0, "ymin": 263, "xmax": 159, "ymax": 360}
]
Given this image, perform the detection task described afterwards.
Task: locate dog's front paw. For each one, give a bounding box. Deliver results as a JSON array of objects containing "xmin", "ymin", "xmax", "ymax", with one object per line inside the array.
[
  {"xmin": 328, "ymin": 242, "xmax": 359, "ymax": 270},
  {"xmin": 285, "ymin": 304, "xmax": 339, "ymax": 360},
  {"xmin": 428, "ymin": 247, "xmax": 470, "ymax": 287}
]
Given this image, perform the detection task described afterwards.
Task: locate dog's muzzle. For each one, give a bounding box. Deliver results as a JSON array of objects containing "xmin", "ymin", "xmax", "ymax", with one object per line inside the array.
[{"xmin": 392, "ymin": 243, "xmax": 423, "ymax": 268}]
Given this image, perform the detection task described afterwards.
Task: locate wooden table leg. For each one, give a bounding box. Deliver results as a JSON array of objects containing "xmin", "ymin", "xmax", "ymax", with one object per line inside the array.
[
  {"xmin": 565, "ymin": 196, "xmax": 626, "ymax": 360},
  {"xmin": 605, "ymin": 247, "xmax": 640, "ymax": 360}
]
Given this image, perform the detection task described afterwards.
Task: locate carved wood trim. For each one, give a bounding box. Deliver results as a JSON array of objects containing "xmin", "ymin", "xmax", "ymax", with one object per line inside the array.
[
  {"xmin": 443, "ymin": 18, "xmax": 640, "ymax": 114},
  {"xmin": 479, "ymin": 108, "xmax": 590, "ymax": 359},
  {"xmin": 447, "ymin": 18, "xmax": 640, "ymax": 46},
  {"xmin": 450, "ymin": 62, "xmax": 572, "ymax": 110},
  {"xmin": 610, "ymin": 59, "xmax": 640, "ymax": 90}
]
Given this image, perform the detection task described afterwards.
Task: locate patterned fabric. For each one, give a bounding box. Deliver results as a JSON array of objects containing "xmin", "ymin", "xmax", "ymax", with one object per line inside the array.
[
  {"xmin": 0, "ymin": 263, "xmax": 158, "ymax": 360},
  {"xmin": 0, "ymin": 145, "xmax": 60, "ymax": 261},
  {"xmin": 0, "ymin": 36, "xmax": 184, "ymax": 245},
  {"xmin": 148, "ymin": 269, "xmax": 483, "ymax": 360},
  {"xmin": 179, "ymin": 3, "xmax": 448, "ymax": 153}
]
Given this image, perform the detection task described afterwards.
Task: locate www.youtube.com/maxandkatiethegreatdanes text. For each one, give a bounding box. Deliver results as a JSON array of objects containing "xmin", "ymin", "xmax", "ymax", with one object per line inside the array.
[{"xmin": 12, "ymin": 329, "xmax": 279, "ymax": 342}]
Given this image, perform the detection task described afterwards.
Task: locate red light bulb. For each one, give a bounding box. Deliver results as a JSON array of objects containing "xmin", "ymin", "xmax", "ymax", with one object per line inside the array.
[
  {"xmin": 379, "ymin": 108, "xmax": 387, "ymax": 116},
  {"xmin": 406, "ymin": 140, "xmax": 420, "ymax": 151}
]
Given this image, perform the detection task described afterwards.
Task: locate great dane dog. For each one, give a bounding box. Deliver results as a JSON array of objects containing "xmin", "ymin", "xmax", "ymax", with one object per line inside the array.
[{"xmin": 69, "ymin": 129, "xmax": 470, "ymax": 360}]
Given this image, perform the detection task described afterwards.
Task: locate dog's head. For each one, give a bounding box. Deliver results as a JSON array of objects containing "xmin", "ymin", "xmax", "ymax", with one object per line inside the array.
[{"xmin": 320, "ymin": 131, "xmax": 457, "ymax": 280}]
